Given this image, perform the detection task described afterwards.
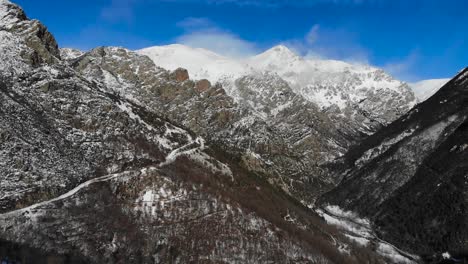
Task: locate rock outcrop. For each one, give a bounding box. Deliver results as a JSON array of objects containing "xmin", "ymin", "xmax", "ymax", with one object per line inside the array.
[
  {"xmin": 173, "ymin": 67, "xmax": 189, "ymax": 82},
  {"xmin": 195, "ymin": 79, "xmax": 211, "ymax": 92}
]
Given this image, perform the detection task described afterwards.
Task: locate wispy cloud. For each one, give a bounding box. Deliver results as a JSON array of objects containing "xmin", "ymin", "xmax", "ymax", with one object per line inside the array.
[
  {"xmin": 175, "ymin": 17, "xmax": 258, "ymax": 58},
  {"xmin": 100, "ymin": 0, "xmax": 140, "ymax": 23},
  {"xmin": 305, "ymin": 24, "xmax": 320, "ymax": 45},
  {"xmin": 283, "ymin": 24, "xmax": 370, "ymax": 64},
  {"xmin": 176, "ymin": 17, "xmax": 214, "ymax": 29},
  {"xmin": 174, "ymin": 19, "xmax": 423, "ymax": 81},
  {"xmin": 160, "ymin": 0, "xmax": 380, "ymax": 8},
  {"xmin": 382, "ymin": 50, "xmax": 421, "ymax": 81},
  {"xmin": 174, "ymin": 20, "xmax": 371, "ymax": 63}
]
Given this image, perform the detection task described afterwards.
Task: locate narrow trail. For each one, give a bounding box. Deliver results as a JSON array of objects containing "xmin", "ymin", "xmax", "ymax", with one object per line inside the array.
[
  {"xmin": 0, "ymin": 131, "xmax": 205, "ymax": 219},
  {"xmin": 0, "ymin": 172, "xmax": 127, "ymax": 219},
  {"xmin": 158, "ymin": 134, "xmax": 204, "ymax": 168}
]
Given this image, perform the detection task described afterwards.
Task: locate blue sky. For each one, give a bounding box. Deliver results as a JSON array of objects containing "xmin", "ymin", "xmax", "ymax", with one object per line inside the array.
[{"xmin": 14, "ymin": 0, "xmax": 468, "ymax": 81}]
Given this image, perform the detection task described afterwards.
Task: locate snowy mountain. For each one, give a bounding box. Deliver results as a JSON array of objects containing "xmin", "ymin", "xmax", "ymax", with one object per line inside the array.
[
  {"xmin": 138, "ymin": 44, "xmax": 248, "ymax": 82},
  {"xmin": 1, "ymin": 0, "xmax": 465, "ymax": 263},
  {"xmin": 409, "ymin": 78, "xmax": 450, "ymax": 101},
  {"xmin": 0, "ymin": 1, "xmax": 390, "ymax": 263},
  {"xmin": 138, "ymin": 44, "xmax": 417, "ymax": 134}
]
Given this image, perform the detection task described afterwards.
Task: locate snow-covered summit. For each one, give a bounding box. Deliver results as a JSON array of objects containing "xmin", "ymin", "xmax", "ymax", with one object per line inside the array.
[
  {"xmin": 138, "ymin": 44, "xmax": 248, "ymax": 82},
  {"xmin": 249, "ymin": 45, "xmax": 302, "ymax": 68},
  {"xmin": 138, "ymin": 44, "xmax": 417, "ymax": 133}
]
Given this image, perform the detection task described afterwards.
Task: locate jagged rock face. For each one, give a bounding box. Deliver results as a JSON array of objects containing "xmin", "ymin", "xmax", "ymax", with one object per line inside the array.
[
  {"xmin": 60, "ymin": 48, "xmax": 84, "ymax": 60},
  {"xmin": 232, "ymin": 73, "xmax": 355, "ymax": 198},
  {"xmin": 69, "ymin": 46, "xmax": 239, "ymax": 137},
  {"xmin": 138, "ymin": 44, "xmax": 417, "ymax": 135},
  {"xmin": 69, "ymin": 46, "xmax": 358, "ymax": 205},
  {"xmin": 195, "ymin": 79, "xmax": 211, "ymax": 92},
  {"xmin": 294, "ymin": 68, "xmax": 416, "ymax": 133},
  {"xmin": 0, "ymin": 0, "xmax": 60, "ymax": 66},
  {"xmin": 0, "ymin": 1, "xmax": 389, "ymax": 263},
  {"xmin": 319, "ymin": 68, "xmax": 468, "ymax": 257}
]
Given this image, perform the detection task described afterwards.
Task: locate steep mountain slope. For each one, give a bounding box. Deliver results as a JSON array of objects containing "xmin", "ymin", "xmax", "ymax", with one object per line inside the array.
[
  {"xmin": 319, "ymin": 68, "xmax": 468, "ymax": 260},
  {"xmin": 66, "ymin": 45, "xmax": 357, "ymax": 205},
  {"xmin": 0, "ymin": 1, "xmax": 388, "ymax": 263},
  {"xmin": 410, "ymin": 78, "xmax": 450, "ymax": 101},
  {"xmin": 138, "ymin": 44, "xmax": 417, "ymax": 135}
]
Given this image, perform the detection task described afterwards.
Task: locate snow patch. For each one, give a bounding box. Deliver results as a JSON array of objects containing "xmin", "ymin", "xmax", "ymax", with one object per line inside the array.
[
  {"xmin": 356, "ymin": 128, "xmax": 417, "ymax": 166},
  {"xmin": 317, "ymin": 205, "xmax": 418, "ymax": 264},
  {"xmin": 409, "ymin": 78, "xmax": 449, "ymax": 101}
]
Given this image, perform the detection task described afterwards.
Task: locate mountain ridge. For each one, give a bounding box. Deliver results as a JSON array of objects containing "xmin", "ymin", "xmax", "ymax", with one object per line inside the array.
[{"xmin": 138, "ymin": 44, "xmax": 417, "ymax": 135}]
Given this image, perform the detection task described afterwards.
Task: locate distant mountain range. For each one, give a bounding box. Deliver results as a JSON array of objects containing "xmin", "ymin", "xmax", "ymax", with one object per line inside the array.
[
  {"xmin": 139, "ymin": 44, "xmax": 418, "ymax": 135},
  {"xmin": 138, "ymin": 44, "xmax": 449, "ymax": 106}
]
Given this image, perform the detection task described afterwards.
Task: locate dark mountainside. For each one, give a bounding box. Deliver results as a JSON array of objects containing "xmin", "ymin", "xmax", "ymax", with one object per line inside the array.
[{"xmin": 319, "ymin": 68, "xmax": 468, "ymax": 262}]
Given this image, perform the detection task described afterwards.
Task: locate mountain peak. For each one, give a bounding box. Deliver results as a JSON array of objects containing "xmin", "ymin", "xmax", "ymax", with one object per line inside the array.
[
  {"xmin": 0, "ymin": 0, "xmax": 27, "ymax": 28},
  {"xmin": 0, "ymin": 0, "xmax": 14, "ymax": 7},
  {"xmin": 249, "ymin": 45, "xmax": 301, "ymax": 68},
  {"xmin": 261, "ymin": 45, "xmax": 298, "ymax": 58}
]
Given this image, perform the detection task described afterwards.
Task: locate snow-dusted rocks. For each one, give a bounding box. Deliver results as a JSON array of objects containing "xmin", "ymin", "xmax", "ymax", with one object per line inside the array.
[
  {"xmin": 0, "ymin": 0, "xmax": 26, "ymax": 29},
  {"xmin": 0, "ymin": 0, "xmax": 60, "ymax": 73},
  {"xmin": 60, "ymin": 47, "xmax": 84, "ymax": 60},
  {"xmin": 138, "ymin": 44, "xmax": 417, "ymax": 134},
  {"xmin": 70, "ymin": 45, "xmax": 354, "ymax": 205}
]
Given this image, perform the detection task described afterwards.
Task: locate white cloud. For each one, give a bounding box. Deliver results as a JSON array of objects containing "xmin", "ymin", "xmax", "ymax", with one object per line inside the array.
[
  {"xmin": 306, "ymin": 24, "xmax": 320, "ymax": 45},
  {"xmin": 382, "ymin": 51, "xmax": 420, "ymax": 81},
  {"xmin": 175, "ymin": 17, "xmax": 258, "ymax": 58},
  {"xmin": 173, "ymin": 19, "xmax": 421, "ymax": 82}
]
